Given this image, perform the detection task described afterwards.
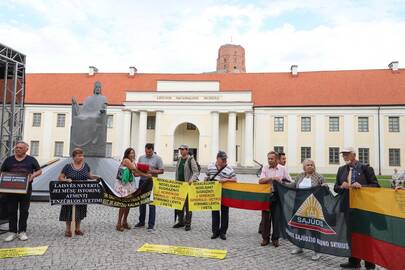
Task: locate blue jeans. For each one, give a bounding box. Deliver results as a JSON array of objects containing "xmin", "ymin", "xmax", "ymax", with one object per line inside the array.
[{"xmin": 138, "ymin": 179, "xmax": 155, "ymax": 228}]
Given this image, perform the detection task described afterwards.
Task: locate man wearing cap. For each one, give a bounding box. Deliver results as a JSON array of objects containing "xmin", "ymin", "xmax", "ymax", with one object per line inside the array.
[
  {"xmin": 205, "ymin": 151, "xmax": 237, "ymax": 240},
  {"xmin": 334, "ymin": 147, "xmax": 379, "ymax": 269},
  {"xmin": 173, "ymin": 144, "xmax": 199, "ymax": 231}
]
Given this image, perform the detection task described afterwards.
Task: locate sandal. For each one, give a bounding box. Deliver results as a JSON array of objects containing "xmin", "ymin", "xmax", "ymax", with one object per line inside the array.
[
  {"xmin": 65, "ymin": 231, "xmax": 72, "ymax": 237},
  {"xmin": 122, "ymin": 223, "xmax": 131, "ymax": 230},
  {"xmin": 75, "ymin": 230, "xmax": 84, "ymax": 236},
  {"xmin": 116, "ymin": 225, "xmax": 124, "ymax": 232}
]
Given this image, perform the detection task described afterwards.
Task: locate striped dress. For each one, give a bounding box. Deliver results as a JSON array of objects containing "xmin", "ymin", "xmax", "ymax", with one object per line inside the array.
[{"xmin": 59, "ymin": 162, "xmax": 91, "ymax": 222}]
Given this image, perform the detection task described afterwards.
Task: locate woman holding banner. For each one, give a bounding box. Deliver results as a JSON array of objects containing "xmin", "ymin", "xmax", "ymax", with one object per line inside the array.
[
  {"xmin": 115, "ymin": 148, "xmax": 151, "ymax": 232},
  {"xmin": 288, "ymin": 159, "xmax": 327, "ymax": 261},
  {"xmin": 58, "ymin": 148, "xmax": 100, "ymax": 237}
]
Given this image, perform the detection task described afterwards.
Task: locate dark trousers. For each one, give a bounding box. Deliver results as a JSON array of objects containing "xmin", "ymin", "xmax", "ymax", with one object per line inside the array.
[
  {"xmin": 259, "ymin": 198, "xmax": 280, "ymax": 241},
  {"xmin": 175, "ymin": 195, "xmax": 192, "ymax": 226},
  {"xmin": 7, "ymin": 191, "xmax": 31, "ymax": 233},
  {"xmin": 212, "ymin": 204, "xmax": 229, "ymax": 235},
  {"xmin": 139, "ymin": 179, "xmax": 156, "ymax": 228},
  {"xmin": 349, "ymin": 257, "xmax": 375, "ymax": 269}
]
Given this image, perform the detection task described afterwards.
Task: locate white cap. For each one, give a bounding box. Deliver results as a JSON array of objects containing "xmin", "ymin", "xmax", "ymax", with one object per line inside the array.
[{"xmin": 340, "ymin": 147, "xmax": 355, "ymax": 153}]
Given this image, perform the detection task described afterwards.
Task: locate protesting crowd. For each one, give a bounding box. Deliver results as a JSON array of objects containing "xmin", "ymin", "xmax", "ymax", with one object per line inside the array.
[{"xmin": 1, "ymin": 140, "xmax": 404, "ymax": 269}]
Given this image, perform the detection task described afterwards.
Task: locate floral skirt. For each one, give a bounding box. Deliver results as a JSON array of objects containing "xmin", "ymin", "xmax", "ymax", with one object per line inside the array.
[{"xmin": 114, "ymin": 179, "xmax": 136, "ymax": 197}]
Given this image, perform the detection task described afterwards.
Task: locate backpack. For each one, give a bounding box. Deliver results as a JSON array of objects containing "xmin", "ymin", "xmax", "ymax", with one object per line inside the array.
[{"xmin": 188, "ymin": 156, "xmax": 201, "ymax": 177}]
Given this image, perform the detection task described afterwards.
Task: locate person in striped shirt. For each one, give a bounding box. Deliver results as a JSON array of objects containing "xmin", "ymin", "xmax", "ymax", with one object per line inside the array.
[{"xmin": 205, "ymin": 151, "xmax": 237, "ymax": 240}]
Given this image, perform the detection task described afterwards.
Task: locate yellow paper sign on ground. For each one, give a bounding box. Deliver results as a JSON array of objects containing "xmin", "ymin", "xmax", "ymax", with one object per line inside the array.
[
  {"xmin": 137, "ymin": 243, "xmax": 227, "ymax": 259},
  {"xmin": 188, "ymin": 181, "xmax": 221, "ymax": 211},
  {"xmin": 151, "ymin": 178, "xmax": 189, "ymax": 210},
  {"xmin": 0, "ymin": 246, "xmax": 48, "ymax": 259}
]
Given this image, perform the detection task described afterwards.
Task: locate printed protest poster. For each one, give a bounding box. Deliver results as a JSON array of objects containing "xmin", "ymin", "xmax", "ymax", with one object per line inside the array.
[
  {"xmin": 49, "ymin": 181, "xmax": 103, "ymax": 205},
  {"xmin": 151, "ymin": 178, "xmax": 189, "ymax": 210},
  {"xmin": 137, "ymin": 243, "xmax": 227, "ymax": 259},
  {"xmin": 188, "ymin": 181, "xmax": 221, "ymax": 211},
  {"xmin": 0, "ymin": 246, "xmax": 48, "ymax": 259}
]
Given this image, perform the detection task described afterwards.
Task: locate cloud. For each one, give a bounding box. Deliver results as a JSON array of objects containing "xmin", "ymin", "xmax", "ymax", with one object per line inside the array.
[{"xmin": 0, "ymin": 0, "xmax": 404, "ymax": 73}]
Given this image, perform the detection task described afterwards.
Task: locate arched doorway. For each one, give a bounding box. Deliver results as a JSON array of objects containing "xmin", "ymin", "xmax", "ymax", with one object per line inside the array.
[{"xmin": 173, "ymin": 122, "xmax": 200, "ymax": 161}]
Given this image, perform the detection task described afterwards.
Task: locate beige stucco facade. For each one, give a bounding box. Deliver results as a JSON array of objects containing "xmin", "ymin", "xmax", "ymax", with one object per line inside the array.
[{"xmin": 23, "ymin": 82, "xmax": 405, "ymax": 175}]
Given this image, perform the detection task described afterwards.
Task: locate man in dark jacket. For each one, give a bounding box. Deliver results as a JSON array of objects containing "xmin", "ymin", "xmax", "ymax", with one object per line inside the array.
[{"xmin": 334, "ymin": 147, "xmax": 379, "ymax": 269}]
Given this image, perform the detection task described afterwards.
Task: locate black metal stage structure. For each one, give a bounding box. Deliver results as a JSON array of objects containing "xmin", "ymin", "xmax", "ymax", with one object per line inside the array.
[{"xmin": 0, "ymin": 43, "xmax": 26, "ymax": 232}]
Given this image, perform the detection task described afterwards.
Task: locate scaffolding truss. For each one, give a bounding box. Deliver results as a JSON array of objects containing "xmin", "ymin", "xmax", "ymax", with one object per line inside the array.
[{"xmin": 0, "ymin": 43, "xmax": 26, "ymax": 163}]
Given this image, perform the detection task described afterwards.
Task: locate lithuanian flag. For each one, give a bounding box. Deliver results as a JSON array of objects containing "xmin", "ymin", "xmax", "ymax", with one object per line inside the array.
[
  {"xmin": 221, "ymin": 182, "xmax": 271, "ymax": 210},
  {"xmin": 350, "ymin": 188, "xmax": 405, "ymax": 270}
]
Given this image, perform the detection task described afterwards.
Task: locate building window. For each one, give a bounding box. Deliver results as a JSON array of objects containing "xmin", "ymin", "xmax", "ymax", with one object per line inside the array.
[
  {"xmin": 358, "ymin": 148, "xmax": 370, "ymax": 165},
  {"xmin": 388, "ymin": 116, "xmax": 400, "ymax": 132},
  {"xmin": 358, "ymin": 117, "xmax": 369, "ymax": 132},
  {"xmin": 329, "ymin": 117, "xmax": 339, "ymax": 132},
  {"xmin": 56, "ymin": 113, "xmax": 66, "ymax": 127},
  {"xmin": 274, "ymin": 146, "xmax": 284, "ymax": 154},
  {"xmin": 107, "ymin": 115, "xmax": 113, "ymax": 128},
  {"xmin": 389, "ymin": 148, "xmax": 401, "ymax": 166},
  {"xmin": 236, "ymin": 116, "xmax": 239, "ymax": 130},
  {"xmin": 32, "ymin": 113, "xmax": 41, "ymax": 127},
  {"xmin": 30, "ymin": 141, "xmax": 39, "ymax": 156},
  {"xmin": 54, "ymin": 141, "xmax": 64, "ymax": 157},
  {"xmin": 301, "ymin": 147, "xmax": 311, "ymax": 162},
  {"xmin": 329, "ymin": 147, "xmax": 340, "ymax": 164},
  {"xmin": 147, "ymin": 116, "xmax": 156, "ymax": 130},
  {"xmin": 106, "ymin": 143, "xmax": 112, "ymax": 157},
  {"xmin": 187, "ymin": 123, "xmax": 196, "ymax": 130},
  {"xmin": 301, "ymin": 117, "xmax": 311, "ymax": 132},
  {"xmin": 274, "ymin": 117, "xmax": 284, "ymax": 132}
]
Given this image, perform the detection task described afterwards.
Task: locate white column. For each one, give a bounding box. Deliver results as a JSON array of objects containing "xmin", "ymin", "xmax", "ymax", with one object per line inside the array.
[
  {"xmin": 137, "ymin": 111, "xmax": 147, "ymax": 156},
  {"xmin": 287, "ymin": 114, "xmax": 298, "ymax": 166},
  {"xmin": 227, "ymin": 112, "xmax": 237, "ymax": 166},
  {"xmin": 211, "ymin": 111, "xmax": 219, "ymax": 159},
  {"xmin": 243, "ymin": 111, "xmax": 254, "ymax": 166},
  {"xmin": 315, "ymin": 115, "xmax": 325, "ymax": 168},
  {"xmin": 154, "ymin": 111, "xmax": 163, "ymax": 155},
  {"xmin": 121, "ymin": 110, "xmax": 132, "ymax": 154}
]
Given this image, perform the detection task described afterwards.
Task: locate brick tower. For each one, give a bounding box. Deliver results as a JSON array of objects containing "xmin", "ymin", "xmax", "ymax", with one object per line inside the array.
[{"xmin": 216, "ymin": 44, "xmax": 246, "ymax": 73}]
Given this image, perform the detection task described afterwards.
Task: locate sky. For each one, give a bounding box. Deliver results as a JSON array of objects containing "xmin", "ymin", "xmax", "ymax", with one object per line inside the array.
[{"xmin": 1, "ymin": 0, "xmax": 405, "ymax": 73}]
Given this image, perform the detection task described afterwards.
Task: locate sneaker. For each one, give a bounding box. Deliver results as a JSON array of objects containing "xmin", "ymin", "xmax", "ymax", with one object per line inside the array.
[
  {"xmin": 219, "ymin": 234, "xmax": 227, "ymax": 240},
  {"xmin": 147, "ymin": 227, "xmax": 155, "ymax": 232},
  {"xmin": 291, "ymin": 247, "xmax": 303, "ymax": 254},
  {"xmin": 311, "ymin": 252, "xmax": 320, "ymax": 261},
  {"xmin": 340, "ymin": 262, "xmax": 361, "ymax": 269},
  {"xmin": 18, "ymin": 232, "xmax": 28, "ymax": 241},
  {"xmin": 184, "ymin": 225, "xmax": 191, "ymax": 231},
  {"xmin": 4, "ymin": 233, "xmax": 17, "ymax": 242},
  {"xmin": 134, "ymin": 223, "xmax": 145, "ymax": 228}
]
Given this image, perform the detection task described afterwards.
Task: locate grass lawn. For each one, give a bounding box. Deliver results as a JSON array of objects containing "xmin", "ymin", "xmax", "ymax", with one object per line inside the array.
[{"xmin": 290, "ymin": 173, "xmax": 392, "ymax": 188}]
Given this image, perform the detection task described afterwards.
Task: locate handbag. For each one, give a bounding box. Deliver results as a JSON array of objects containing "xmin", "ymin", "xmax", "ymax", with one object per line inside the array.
[{"xmin": 116, "ymin": 166, "xmax": 133, "ymax": 185}]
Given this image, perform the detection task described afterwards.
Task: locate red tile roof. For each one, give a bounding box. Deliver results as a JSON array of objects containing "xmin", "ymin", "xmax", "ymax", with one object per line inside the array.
[{"xmin": 25, "ymin": 69, "xmax": 405, "ymax": 107}]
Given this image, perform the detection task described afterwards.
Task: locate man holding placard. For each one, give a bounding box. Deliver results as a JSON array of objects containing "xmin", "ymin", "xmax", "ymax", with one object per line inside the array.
[{"xmin": 1, "ymin": 141, "xmax": 42, "ymax": 242}]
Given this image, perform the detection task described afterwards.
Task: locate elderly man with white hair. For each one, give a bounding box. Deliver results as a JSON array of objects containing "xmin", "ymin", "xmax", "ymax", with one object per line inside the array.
[
  {"xmin": 1, "ymin": 141, "xmax": 42, "ymax": 242},
  {"xmin": 334, "ymin": 147, "xmax": 379, "ymax": 269}
]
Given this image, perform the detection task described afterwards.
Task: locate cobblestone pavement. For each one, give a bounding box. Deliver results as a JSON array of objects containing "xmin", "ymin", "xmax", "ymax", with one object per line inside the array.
[{"xmin": 0, "ymin": 174, "xmax": 383, "ymax": 270}]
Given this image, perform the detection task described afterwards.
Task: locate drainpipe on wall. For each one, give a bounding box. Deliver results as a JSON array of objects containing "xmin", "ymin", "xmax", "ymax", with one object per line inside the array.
[{"xmin": 377, "ymin": 106, "xmax": 382, "ymax": 176}]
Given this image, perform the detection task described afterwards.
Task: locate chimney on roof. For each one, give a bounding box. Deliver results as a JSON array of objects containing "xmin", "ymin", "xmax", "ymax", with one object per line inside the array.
[
  {"xmin": 129, "ymin": 66, "xmax": 137, "ymax": 76},
  {"xmin": 388, "ymin": 61, "xmax": 399, "ymax": 72},
  {"xmin": 88, "ymin": 66, "xmax": 98, "ymax": 76},
  {"xmin": 291, "ymin": 65, "xmax": 298, "ymax": 76}
]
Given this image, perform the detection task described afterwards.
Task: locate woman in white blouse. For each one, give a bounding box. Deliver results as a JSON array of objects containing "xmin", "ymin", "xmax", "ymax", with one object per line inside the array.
[{"xmin": 290, "ymin": 159, "xmax": 327, "ymax": 261}]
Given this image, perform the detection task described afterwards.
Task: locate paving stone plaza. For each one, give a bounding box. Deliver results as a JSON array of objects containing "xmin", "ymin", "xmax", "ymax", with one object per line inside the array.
[{"xmin": 0, "ymin": 174, "xmax": 384, "ymax": 270}]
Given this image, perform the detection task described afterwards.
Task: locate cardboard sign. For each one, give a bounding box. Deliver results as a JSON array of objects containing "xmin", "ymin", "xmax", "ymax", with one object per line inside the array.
[
  {"xmin": 49, "ymin": 181, "xmax": 103, "ymax": 205},
  {"xmin": 0, "ymin": 173, "xmax": 29, "ymax": 194},
  {"xmin": 137, "ymin": 243, "xmax": 227, "ymax": 259}
]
